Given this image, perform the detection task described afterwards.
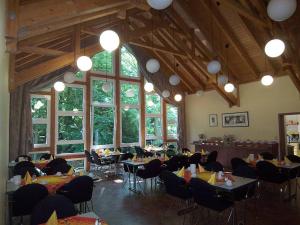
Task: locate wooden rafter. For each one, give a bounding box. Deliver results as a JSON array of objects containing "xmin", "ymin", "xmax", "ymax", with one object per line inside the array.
[{"xmin": 17, "ymin": 46, "xmax": 66, "ymax": 56}]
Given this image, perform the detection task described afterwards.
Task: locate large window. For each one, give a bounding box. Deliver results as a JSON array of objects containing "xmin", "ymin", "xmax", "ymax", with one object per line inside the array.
[
  {"xmin": 167, "ymin": 104, "xmax": 178, "ymax": 139},
  {"xmin": 31, "ymin": 95, "xmax": 51, "ymax": 147},
  {"xmin": 145, "ymin": 93, "xmax": 162, "ymax": 146},
  {"xmin": 91, "ymin": 51, "xmax": 113, "ymax": 74},
  {"xmin": 56, "ymin": 85, "xmax": 85, "ymax": 155},
  {"xmin": 120, "ymin": 82, "xmax": 140, "ymax": 145},
  {"xmin": 91, "ymin": 78, "xmax": 115, "ymax": 147},
  {"xmin": 120, "ymin": 47, "xmax": 139, "ymax": 78}
]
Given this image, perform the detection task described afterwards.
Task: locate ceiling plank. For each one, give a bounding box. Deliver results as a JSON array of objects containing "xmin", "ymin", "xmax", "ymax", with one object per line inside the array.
[
  {"xmin": 6, "ymin": 0, "xmax": 20, "ymax": 52},
  {"xmin": 18, "ymin": 46, "xmax": 66, "ymax": 56}
]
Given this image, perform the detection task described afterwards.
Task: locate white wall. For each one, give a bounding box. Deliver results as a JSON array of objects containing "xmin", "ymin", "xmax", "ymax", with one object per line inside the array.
[
  {"xmin": 186, "ymin": 76, "xmax": 300, "ymax": 148},
  {"xmin": 0, "ymin": 0, "xmax": 9, "ymax": 224}
]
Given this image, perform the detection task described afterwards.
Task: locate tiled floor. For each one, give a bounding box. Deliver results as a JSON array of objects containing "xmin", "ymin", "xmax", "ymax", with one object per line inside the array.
[{"xmin": 92, "ymin": 176, "xmax": 300, "ymax": 225}]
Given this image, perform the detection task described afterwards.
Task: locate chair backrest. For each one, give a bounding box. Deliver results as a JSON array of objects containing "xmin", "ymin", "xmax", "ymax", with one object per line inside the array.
[
  {"xmin": 120, "ymin": 152, "xmax": 134, "ymax": 161},
  {"xmin": 144, "ymin": 159, "xmax": 162, "ymax": 176},
  {"xmin": 189, "ymin": 153, "xmax": 202, "ymax": 165},
  {"xmin": 177, "ymin": 155, "xmax": 189, "ymax": 169},
  {"xmin": 166, "ymin": 149, "xmax": 176, "ymax": 158},
  {"xmin": 259, "ymin": 152, "xmax": 274, "ymax": 160},
  {"xmin": 233, "ymin": 164, "xmax": 257, "ymax": 179},
  {"xmin": 91, "ymin": 151, "xmax": 102, "ymax": 164},
  {"xmin": 46, "ymin": 158, "xmax": 67, "ymax": 167},
  {"xmin": 182, "ymin": 148, "xmax": 191, "ymax": 153},
  {"xmin": 84, "ymin": 150, "xmax": 94, "ymax": 163},
  {"xmin": 40, "ymin": 153, "xmax": 53, "ymax": 161},
  {"xmin": 13, "ymin": 184, "xmax": 48, "ymax": 217},
  {"xmin": 206, "ymin": 151, "xmax": 218, "ymax": 163},
  {"xmin": 287, "ymin": 154, "xmax": 300, "ymax": 163},
  {"xmin": 13, "ymin": 161, "xmax": 39, "ymax": 178},
  {"xmin": 256, "ymin": 161, "xmax": 278, "ymax": 178},
  {"xmin": 231, "ymin": 157, "xmax": 248, "ymax": 171},
  {"xmin": 31, "ymin": 195, "xmax": 77, "ymax": 225},
  {"xmin": 205, "ymin": 161, "xmax": 224, "ymax": 172},
  {"xmin": 57, "ymin": 176, "xmax": 94, "ymax": 204},
  {"xmin": 134, "ymin": 146, "xmax": 145, "ymax": 157},
  {"xmin": 15, "ymin": 155, "xmax": 32, "ymax": 162},
  {"xmin": 160, "ymin": 170, "xmax": 192, "ymax": 200}
]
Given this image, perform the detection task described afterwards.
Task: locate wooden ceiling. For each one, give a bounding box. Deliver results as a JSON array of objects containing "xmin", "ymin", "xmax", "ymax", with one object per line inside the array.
[{"xmin": 5, "ymin": 0, "xmax": 300, "ymax": 106}]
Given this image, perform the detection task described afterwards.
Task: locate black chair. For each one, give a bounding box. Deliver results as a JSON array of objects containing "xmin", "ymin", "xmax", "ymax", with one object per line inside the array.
[
  {"xmin": 206, "ymin": 151, "xmax": 218, "ymax": 164},
  {"xmin": 177, "ymin": 155, "xmax": 190, "ymax": 169},
  {"xmin": 137, "ymin": 159, "xmax": 162, "ymax": 190},
  {"xmin": 134, "ymin": 146, "xmax": 153, "ymax": 158},
  {"xmin": 231, "ymin": 157, "xmax": 248, "ymax": 171},
  {"xmin": 287, "ymin": 154, "xmax": 300, "ymax": 163},
  {"xmin": 164, "ymin": 155, "xmax": 188, "ymax": 172},
  {"xmin": 190, "ymin": 178, "xmax": 234, "ymax": 223},
  {"xmin": 42, "ymin": 158, "xmax": 71, "ymax": 175},
  {"xmin": 57, "ymin": 176, "xmax": 94, "ymax": 213},
  {"xmin": 13, "ymin": 161, "xmax": 40, "ymax": 178},
  {"xmin": 12, "ymin": 184, "xmax": 48, "ymax": 222},
  {"xmin": 233, "ymin": 164, "xmax": 257, "ymax": 179},
  {"xmin": 15, "ymin": 155, "xmax": 32, "ymax": 162},
  {"xmin": 166, "ymin": 149, "xmax": 176, "ymax": 158},
  {"xmin": 259, "ymin": 152, "xmax": 275, "ymax": 160},
  {"xmin": 205, "ymin": 161, "xmax": 224, "ymax": 172},
  {"xmin": 31, "ymin": 195, "xmax": 77, "ymax": 225},
  {"xmin": 256, "ymin": 161, "xmax": 288, "ymax": 184},
  {"xmin": 39, "ymin": 153, "xmax": 53, "ymax": 161},
  {"xmin": 182, "ymin": 148, "xmax": 191, "ymax": 153},
  {"xmin": 189, "ymin": 153, "xmax": 202, "ymax": 165},
  {"xmin": 91, "ymin": 151, "xmax": 111, "ymax": 171}
]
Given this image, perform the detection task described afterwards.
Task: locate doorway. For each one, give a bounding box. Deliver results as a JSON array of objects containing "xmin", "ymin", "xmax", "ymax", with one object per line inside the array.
[{"xmin": 278, "ymin": 112, "xmax": 300, "ymax": 156}]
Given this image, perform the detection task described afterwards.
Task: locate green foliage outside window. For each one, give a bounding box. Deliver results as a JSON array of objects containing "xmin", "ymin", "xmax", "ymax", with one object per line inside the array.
[
  {"xmin": 58, "ymin": 116, "xmax": 83, "ymax": 141},
  {"xmin": 121, "ymin": 47, "xmax": 139, "ymax": 77},
  {"xmin": 92, "ymin": 51, "xmax": 113, "ymax": 73},
  {"xmin": 120, "ymin": 82, "xmax": 139, "ymax": 105},
  {"xmin": 167, "ymin": 104, "xmax": 178, "ymax": 137},
  {"xmin": 92, "ymin": 79, "xmax": 114, "ymax": 104},
  {"xmin": 146, "ymin": 93, "xmax": 161, "ymax": 114},
  {"xmin": 57, "ymin": 144, "xmax": 84, "ymax": 154},
  {"xmin": 75, "ymin": 71, "xmax": 85, "ymax": 80},
  {"xmin": 33, "ymin": 124, "xmax": 47, "ymax": 144},
  {"xmin": 93, "ymin": 107, "xmax": 114, "ymax": 145},
  {"xmin": 146, "ymin": 117, "xmax": 162, "ymax": 137},
  {"xmin": 58, "ymin": 87, "xmax": 83, "ymax": 111},
  {"xmin": 122, "ymin": 108, "xmax": 139, "ymax": 143},
  {"xmin": 31, "ymin": 97, "xmax": 48, "ymax": 118}
]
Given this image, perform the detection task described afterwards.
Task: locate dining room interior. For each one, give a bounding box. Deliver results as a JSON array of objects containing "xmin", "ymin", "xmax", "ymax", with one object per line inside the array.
[{"xmin": 1, "ymin": 0, "xmax": 300, "ymax": 225}]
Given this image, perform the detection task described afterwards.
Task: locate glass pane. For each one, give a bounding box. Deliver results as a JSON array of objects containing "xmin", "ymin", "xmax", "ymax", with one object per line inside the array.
[
  {"xmin": 31, "ymin": 97, "xmax": 48, "ymax": 119},
  {"xmin": 122, "ymin": 108, "xmax": 139, "ymax": 143},
  {"xmin": 120, "ymin": 47, "xmax": 139, "ymax": 77},
  {"xmin": 58, "ymin": 116, "xmax": 83, "ymax": 141},
  {"xmin": 146, "ymin": 117, "xmax": 162, "ymax": 137},
  {"xmin": 92, "ymin": 51, "xmax": 113, "ymax": 73},
  {"xmin": 92, "ymin": 79, "xmax": 114, "ymax": 104},
  {"xmin": 57, "ymin": 144, "xmax": 84, "ymax": 154},
  {"xmin": 67, "ymin": 159, "xmax": 85, "ymax": 170},
  {"xmin": 93, "ymin": 107, "xmax": 114, "ymax": 145},
  {"xmin": 33, "ymin": 124, "xmax": 47, "ymax": 144},
  {"xmin": 167, "ymin": 104, "xmax": 178, "ymax": 137},
  {"xmin": 146, "ymin": 139, "xmax": 163, "ymax": 147},
  {"xmin": 146, "ymin": 94, "xmax": 161, "ymax": 114},
  {"xmin": 29, "ymin": 152, "xmax": 50, "ymax": 161},
  {"xmin": 58, "ymin": 86, "xmax": 83, "ymax": 112},
  {"xmin": 120, "ymin": 83, "xmax": 139, "ymax": 105},
  {"xmin": 75, "ymin": 71, "xmax": 85, "ymax": 79}
]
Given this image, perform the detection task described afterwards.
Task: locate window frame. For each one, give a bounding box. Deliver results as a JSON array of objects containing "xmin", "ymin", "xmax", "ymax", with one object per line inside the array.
[
  {"xmin": 31, "ymin": 94, "xmax": 51, "ymax": 148},
  {"xmin": 55, "ymin": 84, "xmax": 86, "ymax": 156},
  {"xmin": 90, "ymin": 76, "xmax": 116, "ymax": 149},
  {"xmin": 120, "ymin": 80, "xmax": 141, "ymax": 147},
  {"xmin": 166, "ymin": 104, "xmax": 179, "ymax": 140}
]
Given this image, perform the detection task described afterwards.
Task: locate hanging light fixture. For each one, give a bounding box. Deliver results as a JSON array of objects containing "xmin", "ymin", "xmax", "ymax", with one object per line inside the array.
[
  {"xmin": 264, "ymin": 39, "xmax": 285, "ymax": 58},
  {"xmin": 162, "ymin": 90, "xmax": 170, "ymax": 98},
  {"xmin": 34, "ymin": 100, "xmax": 44, "ymax": 110},
  {"xmin": 261, "ymin": 54, "xmax": 274, "ymax": 86},
  {"xmin": 147, "ymin": 100, "xmax": 154, "ymax": 107},
  {"xmin": 267, "ymin": 0, "xmax": 297, "ymax": 22},
  {"xmin": 146, "ymin": 16, "xmax": 160, "ymax": 74},
  {"xmin": 125, "ymin": 89, "xmax": 135, "ymax": 98},
  {"xmin": 54, "ymin": 81, "xmax": 65, "ymax": 92},
  {"xmin": 77, "ymin": 56, "xmax": 92, "ymax": 72},
  {"xmin": 174, "ymin": 94, "xmax": 182, "ymax": 102},
  {"xmin": 147, "ymin": 0, "xmax": 173, "ymax": 10},
  {"xmin": 217, "ymin": 74, "xmax": 228, "ymax": 86},
  {"xmin": 223, "ymin": 44, "xmax": 235, "ymax": 93},
  {"xmin": 144, "ymin": 82, "xmax": 154, "ymax": 92},
  {"xmin": 99, "ymin": 30, "xmax": 120, "ymax": 52},
  {"xmin": 64, "ymin": 71, "xmax": 76, "ymax": 84},
  {"xmin": 102, "ymin": 51, "xmax": 112, "ymax": 93}
]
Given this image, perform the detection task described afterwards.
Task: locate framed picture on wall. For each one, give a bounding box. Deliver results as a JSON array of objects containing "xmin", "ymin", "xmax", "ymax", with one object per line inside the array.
[
  {"xmin": 209, "ymin": 114, "xmax": 218, "ymax": 127},
  {"xmin": 222, "ymin": 112, "xmax": 249, "ymax": 127}
]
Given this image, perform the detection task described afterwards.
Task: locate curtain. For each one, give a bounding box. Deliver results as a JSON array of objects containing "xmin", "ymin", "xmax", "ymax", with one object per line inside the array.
[
  {"xmin": 126, "ymin": 44, "xmax": 187, "ymax": 149},
  {"xmin": 9, "ymin": 66, "xmax": 71, "ymax": 161}
]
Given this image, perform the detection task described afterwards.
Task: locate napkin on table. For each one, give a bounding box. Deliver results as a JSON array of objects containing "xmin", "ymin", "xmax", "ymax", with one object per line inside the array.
[
  {"xmin": 67, "ymin": 167, "xmax": 74, "ymax": 176},
  {"xmin": 198, "ymin": 164, "xmax": 206, "ymax": 173},
  {"xmin": 207, "ymin": 172, "xmax": 216, "ymax": 185},
  {"xmin": 284, "ymin": 156, "xmax": 292, "ymax": 165},
  {"xmin": 176, "ymin": 167, "xmax": 185, "ymax": 177},
  {"xmin": 24, "ymin": 171, "xmax": 32, "ymax": 185},
  {"xmin": 46, "ymin": 211, "xmax": 58, "ymax": 225},
  {"xmin": 104, "ymin": 148, "xmax": 111, "ymax": 156}
]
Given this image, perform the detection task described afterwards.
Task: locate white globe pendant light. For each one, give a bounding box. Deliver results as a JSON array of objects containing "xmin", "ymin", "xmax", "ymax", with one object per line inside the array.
[
  {"xmin": 207, "ymin": 60, "xmax": 221, "ymax": 74},
  {"xmin": 162, "ymin": 90, "xmax": 170, "ymax": 98},
  {"xmin": 261, "ymin": 75, "xmax": 274, "ymax": 86},
  {"xmin": 99, "ymin": 30, "xmax": 120, "ymax": 52},
  {"xmin": 76, "ymin": 56, "xmax": 92, "ymax": 71},
  {"xmin": 144, "ymin": 82, "xmax": 154, "ymax": 93},
  {"xmin": 147, "ymin": 0, "xmax": 173, "ymax": 10},
  {"xmin": 125, "ymin": 89, "xmax": 135, "ymax": 98},
  {"xmin": 174, "ymin": 94, "xmax": 182, "ymax": 102},
  {"xmin": 169, "ymin": 74, "xmax": 180, "ymax": 86},
  {"xmin": 217, "ymin": 74, "xmax": 228, "ymax": 86},
  {"xmin": 54, "ymin": 81, "xmax": 65, "ymax": 92},
  {"xmin": 224, "ymin": 83, "xmax": 235, "ymax": 93},
  {"xmin": 267, "ymin": 0, "xmax": 297, "ymax": 22},
  {"xmin": 264, "ymin": 39, "xmax": 285, "ymax": 58},
  {"xmin": 146, "ymin": 58, "xmax": 160, "ymax": 73},
  {"xmin": 102, "ymin": 82, "xmax": 112, "ymax": 93},
  {"xmin": 64, "ymin": 71, "xmax": 76, "ymax": 84}
]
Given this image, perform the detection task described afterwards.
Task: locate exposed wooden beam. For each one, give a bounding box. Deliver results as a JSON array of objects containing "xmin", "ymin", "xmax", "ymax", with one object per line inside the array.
[
  {"xmin": 287, "ymin": 66, "xmax": 300, "ymax": 93},
  {"xmin": 18, "ymin": 46, "xmax": 66, "ymax": 56},
  {"xmin": 6, "ymin": 0, "xmax": 20, "ymax": 52}
]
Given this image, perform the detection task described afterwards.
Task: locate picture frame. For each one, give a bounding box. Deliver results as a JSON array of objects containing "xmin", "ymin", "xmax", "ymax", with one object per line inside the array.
[
  {"xmin": 222, "ymin": 112, "xmax": 249, "ymax": 127},
  {"xmin": 209, "ymin": 114, "xmax": 218, "ymax": 127}
]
